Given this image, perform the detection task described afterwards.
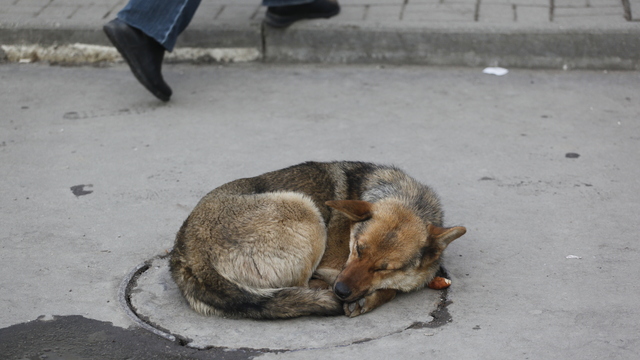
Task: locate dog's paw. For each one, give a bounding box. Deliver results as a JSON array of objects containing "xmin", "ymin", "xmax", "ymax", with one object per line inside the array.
[
  {"xmin": 343, "ymin": 289, "xmax": 397, "ymax": 318},
  {"xmin": 344, "ymin": 298, "xmax": 368, "ymax": 318}
]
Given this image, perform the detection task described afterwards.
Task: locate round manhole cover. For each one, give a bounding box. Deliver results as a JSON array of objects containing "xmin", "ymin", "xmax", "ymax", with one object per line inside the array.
[{"xmin": 125, "ymin": 256, "xmax": 443, "ymax": 350}]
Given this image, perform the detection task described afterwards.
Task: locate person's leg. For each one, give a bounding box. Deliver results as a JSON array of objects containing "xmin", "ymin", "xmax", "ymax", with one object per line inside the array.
[
  {"xmin": 103, "ymin": 0, "xmax": 201, "ymax": 101},
  {"xmin": 264, "ymin": 0, "xmax": 340, "ymax": 28},
  {"xmin": 117, "ymin": 0, "xmax": 201, "ymax": 52}
]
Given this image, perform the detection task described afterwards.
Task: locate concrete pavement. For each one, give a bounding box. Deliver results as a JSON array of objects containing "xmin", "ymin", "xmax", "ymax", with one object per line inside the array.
[
  {"xmin": 1, "ymin": 62, "xmax": 639, "ymax": 358},
  {"xmin": 1, "ymin": 1, "xmax": 640, "ymax": 357},
  {"xmin": 1, "ymin": 0, "xmax": 640, "ymax": 68}
]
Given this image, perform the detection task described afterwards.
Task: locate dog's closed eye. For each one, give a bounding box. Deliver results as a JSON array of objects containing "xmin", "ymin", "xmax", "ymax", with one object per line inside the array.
[
  {"xmin": 374, "ymin": 262, "xmax": 402, "ymax": 272},
  {"xmin": 356, "ymin": 245, "xmax": 363, "ymax": 257},
  {"xmin": 374, "ymin": 268, "xmax": 392, "ymax": 273}
]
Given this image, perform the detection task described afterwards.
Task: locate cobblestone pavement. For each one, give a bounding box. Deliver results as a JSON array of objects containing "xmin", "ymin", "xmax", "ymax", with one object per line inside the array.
[{"xmin": 0, "ymin": 0, "xmax": 638, "ymax": 25}]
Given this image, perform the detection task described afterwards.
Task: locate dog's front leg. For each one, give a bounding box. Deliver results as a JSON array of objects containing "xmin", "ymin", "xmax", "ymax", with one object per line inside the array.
[
  {"xmin": 313, "ymin": 268, "xmax": 341, "ymax": 285},
  {"xmin": 344, "ymin": 289, "xmax": 397, "ymax": 317}
]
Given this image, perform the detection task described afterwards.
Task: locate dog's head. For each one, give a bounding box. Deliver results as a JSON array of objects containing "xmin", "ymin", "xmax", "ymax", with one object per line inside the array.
[{"xmin": 326, "ymin": 199, "xmax": 466, "ymax": 303}]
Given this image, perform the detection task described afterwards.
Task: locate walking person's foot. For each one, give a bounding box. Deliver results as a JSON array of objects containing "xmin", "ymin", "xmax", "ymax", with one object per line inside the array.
[
  {"xmin": 103, "ymin": 18, "xmax": 172, "ymax": 102},
  {"xmin": 265, "ymin": 0, "xmax": 340, "ymax": 28}
]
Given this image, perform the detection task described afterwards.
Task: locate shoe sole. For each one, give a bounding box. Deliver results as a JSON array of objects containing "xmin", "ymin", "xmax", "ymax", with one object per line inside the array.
[
  {"xmin": 103, "ymin": 22, "xmax": 171, "ymax": 102},
  {"xmin": 264, "ymin": 7, "xmax": 340, "ymax": 28}
]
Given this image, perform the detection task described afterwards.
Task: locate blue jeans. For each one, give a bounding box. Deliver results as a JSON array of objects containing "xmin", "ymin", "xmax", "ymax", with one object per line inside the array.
[{"xmin": 118, "ymin": 0, "xmax": 313, "ymax": 51}]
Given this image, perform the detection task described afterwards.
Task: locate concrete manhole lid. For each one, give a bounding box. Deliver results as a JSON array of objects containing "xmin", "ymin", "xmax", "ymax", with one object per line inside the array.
[{"xmin": 124, "ymin": 256, "xmax": 443, "ymax": 350}]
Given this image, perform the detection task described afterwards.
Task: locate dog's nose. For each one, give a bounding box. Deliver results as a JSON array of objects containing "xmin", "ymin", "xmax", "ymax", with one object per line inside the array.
[{"xmin": 334, "ymin": 281, "xmax": 352, "ymax": 300}]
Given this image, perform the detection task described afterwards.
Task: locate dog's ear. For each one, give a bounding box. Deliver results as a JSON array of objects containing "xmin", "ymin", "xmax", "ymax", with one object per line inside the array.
[
  {"xmin": 427, "ymin": 224, "xmax": 466, "ymax": 249},
  {"xmin": 326, "ymin": 200, "xmax": 373, "ymax": 222}
]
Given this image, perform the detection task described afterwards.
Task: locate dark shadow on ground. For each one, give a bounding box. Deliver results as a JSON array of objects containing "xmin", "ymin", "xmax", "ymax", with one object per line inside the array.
[{"xmin": 0, "ymin": 315, "xmax": 264, "ymax": 360}]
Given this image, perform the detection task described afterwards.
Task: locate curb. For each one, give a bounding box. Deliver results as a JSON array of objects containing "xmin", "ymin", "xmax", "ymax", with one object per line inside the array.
[
  {"xmin": 263, "ymin": 23, "xmax": 640, "ymax": 70},
  {"xmin": 1, "ymin": 22, "xmax": 639, "ymax": 69},
  {"xmin": 0, "ymin": 44, "xmax": 261, "ymax": 64}
]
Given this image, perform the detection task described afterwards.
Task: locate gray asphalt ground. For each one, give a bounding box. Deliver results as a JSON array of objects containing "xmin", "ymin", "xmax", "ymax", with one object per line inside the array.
[
  {"xmin": 1, "ymin": 62, "xmax": 640, "ymax": 359},
  {"xmin": 1, "ymin": 0, "xmax": 640, "ymax": 359}
]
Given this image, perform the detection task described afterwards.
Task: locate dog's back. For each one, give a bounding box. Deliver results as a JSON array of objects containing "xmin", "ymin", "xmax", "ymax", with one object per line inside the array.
[{"xmin": 170, "ymin": 162, "xmax": 348, "ymax": 319}]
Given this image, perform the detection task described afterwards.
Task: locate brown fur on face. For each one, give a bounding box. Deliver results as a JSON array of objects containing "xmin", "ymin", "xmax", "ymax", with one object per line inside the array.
[{"xmin": 328, "ymin": 199, "xmax": 466, "ymax": 304}]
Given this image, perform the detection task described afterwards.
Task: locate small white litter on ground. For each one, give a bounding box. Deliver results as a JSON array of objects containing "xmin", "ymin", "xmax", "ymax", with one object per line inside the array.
[{"xmin": 482, "ymin": 67, "xmax": 509, "ymax": 76}]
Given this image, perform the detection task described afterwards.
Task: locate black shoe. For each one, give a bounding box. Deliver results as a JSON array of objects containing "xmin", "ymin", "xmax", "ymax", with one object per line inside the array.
[
  {"xmin": 265, "ymin": 0, "xmax": 340, "ymax": 28},
  {"xmin": 103, "ymin": 18, "xmax": 172, "ymax": 102}
]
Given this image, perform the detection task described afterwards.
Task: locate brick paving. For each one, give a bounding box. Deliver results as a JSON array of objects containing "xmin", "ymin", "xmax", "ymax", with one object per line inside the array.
[{"xmin": 0, "ymin": 0, "xmax": 636, "ymax": 27}]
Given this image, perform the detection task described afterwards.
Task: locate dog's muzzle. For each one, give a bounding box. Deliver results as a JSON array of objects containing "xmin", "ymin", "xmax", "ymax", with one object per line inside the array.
[{"xmin": 333, "ymin": 281, "xmax": 352, "ymax": 300}]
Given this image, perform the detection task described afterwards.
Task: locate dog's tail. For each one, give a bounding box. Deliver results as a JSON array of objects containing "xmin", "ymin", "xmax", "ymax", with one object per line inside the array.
[
  {"xmin": 184, "ymin": 282, "xmax": 343, "ymax": 320},
  {"xmin": 170, "ymin": 261, "xmax": 343, "ymax": 319},
  {"xmin": 243, "ymin": 287, "xmax": 344, "ymax": 319}
]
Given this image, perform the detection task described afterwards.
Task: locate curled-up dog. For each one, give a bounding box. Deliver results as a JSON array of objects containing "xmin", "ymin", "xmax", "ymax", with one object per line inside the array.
[{"xmin": 170, "ymin": 161, "xmax": 466, "ymax": 319}]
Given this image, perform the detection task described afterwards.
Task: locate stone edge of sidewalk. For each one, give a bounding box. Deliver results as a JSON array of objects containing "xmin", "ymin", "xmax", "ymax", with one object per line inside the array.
[{"xmin": 1, "ymin": 21, "xmax": 639, "ymax": 69}]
